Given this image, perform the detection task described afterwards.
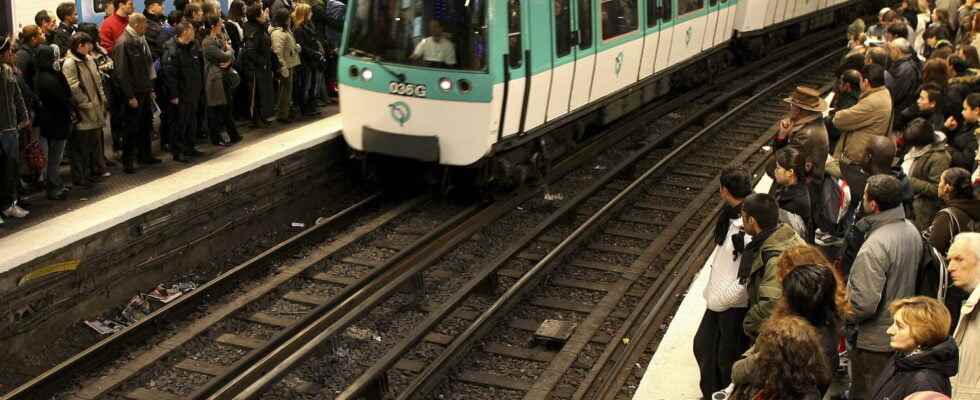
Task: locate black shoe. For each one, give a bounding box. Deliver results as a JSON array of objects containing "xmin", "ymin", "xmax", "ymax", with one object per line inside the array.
[
  {"xmin": 276, "ymin": 117, "xmax": 293, "ymax": 124},
  {"xmin": 173, "ymin": 154, "xmax": 192, "ymax": 163},
  {"xmin": 47, "ymin": 191, "xmax": 68, "ymax": 200},
  {"xmin": 303, "ymin": 110, "xmax": 322, "ymax": 117},
  {"xmin": 105, "ymin": 159, "xmax": 118, "ymax": 167},
  {"xmin": 139, "ymin": 157, "xmax": 163, "ymax": 165},
  {"xmin": 124, "ymin": 161, "xmax": 136, "ymax": 174},
  {"xmin": 186, "ymin": 149, "xmax": 205, "ymax": 157},
  {"xmin": 229, "ymin": 133, "xmax": 242, "ymax": 143}
]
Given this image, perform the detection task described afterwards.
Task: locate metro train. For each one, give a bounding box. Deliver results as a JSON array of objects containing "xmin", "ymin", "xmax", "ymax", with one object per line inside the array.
[{"xmin": 338, "ymin": 0, "xmax": 863, "ymax": 187}]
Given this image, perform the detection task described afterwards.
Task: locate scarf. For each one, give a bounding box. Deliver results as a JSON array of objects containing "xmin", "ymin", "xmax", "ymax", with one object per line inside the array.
[
  {"xmin": 713, "ymin": 203, "xmax": 741, "ymax": 246},
  {"xmin": 737, "ymin": 226, "xmax": 778, "ymax": 284}
]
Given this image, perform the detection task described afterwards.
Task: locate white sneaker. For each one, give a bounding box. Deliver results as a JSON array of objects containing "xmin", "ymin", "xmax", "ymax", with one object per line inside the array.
[{"xmin": 3, "ymin": 204, "xmax": 29, "ymax": 218}]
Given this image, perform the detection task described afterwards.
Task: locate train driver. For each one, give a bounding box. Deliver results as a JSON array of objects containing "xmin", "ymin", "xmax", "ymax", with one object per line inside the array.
[{"xmin": 410, "ymin": 20, "xmax": 457, "ymax": 68}]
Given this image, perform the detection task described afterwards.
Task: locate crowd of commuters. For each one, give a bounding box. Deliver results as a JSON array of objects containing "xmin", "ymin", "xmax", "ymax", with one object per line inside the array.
[
  {"xmin": 695, "ymin": 1, "xmax": 980, "ymax": 398},
  {"xmin": 0, "ymin": 0, "xmax": 346, "ymax": 224}
]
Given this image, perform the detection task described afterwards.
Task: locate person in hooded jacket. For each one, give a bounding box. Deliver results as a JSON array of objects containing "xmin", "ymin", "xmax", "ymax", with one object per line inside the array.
[
  {"xmin": 943, "ymin": 93, "xmax": 980, "ymax": 171},
  {"xmin": 900, "ymin": 84, "xmax": 947, "ymax": 133},
  {"xmin": 772, "ymin": 147, "xmax": 814, "ymax": 243},
  {"xmin": 201, "ymin": 16, "xmax": 241, "ymax": 146},
  {"xmin": 902, "ymin": 118, "xmax": 952, "ymax": 230},
  {"xmin": 77, "ymin": 22, "xmax": 115, "ymax": 176},
  {"xmin": 240, "ymin": 4, "xmax": 275, "ymax": 127},
  {"xmin": 62, "ymin": 32, "xmax": 108, "ymax": 189},
  {"xmin": 162, "ymin": 22, "xmax": 206, "ymax": 163},
  {"xmin": 32, "ymin": 45, "xmax": 73, "ymax": 201},
  {"xmin": 870, "ymin": 296, "xmax": 958, "ymax": 400}
]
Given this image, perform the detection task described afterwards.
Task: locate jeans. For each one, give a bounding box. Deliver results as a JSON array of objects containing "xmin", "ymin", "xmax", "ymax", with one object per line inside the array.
[
  {"xmin": 42, "ymin": 137, "xmax": 67, "ymax": 196},
  {"xmin": 0, "ymin": 131, "xmax": 19, "ymax": 209}
]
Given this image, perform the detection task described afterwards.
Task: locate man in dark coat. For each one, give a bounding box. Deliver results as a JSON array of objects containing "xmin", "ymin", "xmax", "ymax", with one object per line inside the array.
[
  {"xmin": 32, "ymin": 45, "xmax": 73, "ymax": 200},
  {"xmin": 887, "ymin": 39, "xmax": 922, "ymax": 126},
  {"xmin": 0, "ymin": 37, "xmax": 30, "ymax": 221},
  {"xmin": 144, "ymin": 0, "xmax": 168, "ymax": 61},
  {"xmin": 112, "ymin": 13, "xmax": 161, "ymax": 173},
  {"xmin": 53, "ymin": 2, "xmax": 79, "ymax": 56},
  {"xmin": 162, "ymin": 22, "xmax": 206, "ymax": 163},
  {"xmin": 241, "ymin": 4, "xmax": 275, "ymax": 127},
  {"xmin": 829, "ymin": 69, "xmax": 862, "ymax": 150}
]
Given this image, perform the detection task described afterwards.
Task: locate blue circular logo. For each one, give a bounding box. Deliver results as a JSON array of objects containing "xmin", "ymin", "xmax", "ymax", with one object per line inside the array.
[{"xmin": 389, "ymin": 101, "xmax": 411, "ymax": 126}]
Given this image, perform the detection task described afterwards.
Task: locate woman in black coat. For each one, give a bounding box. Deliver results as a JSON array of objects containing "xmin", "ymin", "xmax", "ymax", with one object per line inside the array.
[
  {"xmin": 772, "ymin": 147, "xmax": 813, "ymax": 242},
  {"xmin": 292, "ymin": 3, "xmax": 323, "ymax": 117},
  {"xmin": 870, "ymin": 297, "xmax": 958, "ymax": 400},
  {"xmin": 241, "ymin": 4, "xmax": 275, "ymax": 127},
  {"xmin": 32, "ymin": 44, "xmax": 73, "ymax": 200}
]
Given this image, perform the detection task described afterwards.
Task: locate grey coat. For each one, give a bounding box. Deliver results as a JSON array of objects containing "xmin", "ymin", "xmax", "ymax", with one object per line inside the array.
[
  {"xmin": 62, "ymin": 53, "xmax": 107, "ymax": 131},
  {"xmin": 202, "ymin": 35, "xmax": 235, "ymax": 107},
  {"xmin": 847, "ymin": 206, "xmax": 923, "ymax": 352},
  {"xmin": 0, "ymin": 65, "xmax": 27, "ymax": 133}
]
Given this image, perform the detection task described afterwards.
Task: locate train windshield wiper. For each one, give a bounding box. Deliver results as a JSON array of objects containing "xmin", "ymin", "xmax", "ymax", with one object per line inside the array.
[{"xmin": 350, "ymin": 48, "xmax": 406, "ymax": 83}]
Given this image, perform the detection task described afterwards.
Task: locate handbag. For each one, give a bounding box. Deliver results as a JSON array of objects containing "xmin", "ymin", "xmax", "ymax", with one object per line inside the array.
[
  {"xmin": 223, "ymin": 67, "xmax": 241, "ymax": 91},
  {"xmin": 19, "ymin": 128, "xmax": 45, "ymax": 172}
]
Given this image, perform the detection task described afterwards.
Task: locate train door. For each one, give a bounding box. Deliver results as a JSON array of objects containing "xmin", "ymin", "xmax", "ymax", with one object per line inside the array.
[
  {"xmin": 669, "ymin": 0, "xmax": 706, "ymax": 66},
  {"xmin": 639, "ymin": 0, "xmax": 662, "ymax": 79},
  {"xmin": 569, "ymin": 0, "xmax": 597, "ymax": 111},
  {"xmin": 701, "ymin": 0, "xmax": 719, "ymax": 51},
  {"xmin": 653, "ymin": 0, "xmax": 674, "ymax": 73},
  {"xmin": 547, "ymin": 0, "xmax": 578, "ymax": 121},
  {"xmin": 589, "ymin": 0, "xmax": 642, "ymax": 100},
  {"xmin": 712, "ymin": 0, "xmax": 733, "ymax": 46},
  {"xmin": 500, "ymin": 0, "xmax": 528, "ymax": 137},
  {"xmin": 523, "ymin": 0, "xmax": 554, "ymax": 131}
]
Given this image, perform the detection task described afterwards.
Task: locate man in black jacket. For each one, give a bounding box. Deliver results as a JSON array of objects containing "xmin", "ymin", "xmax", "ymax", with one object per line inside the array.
[
  {"xmin": 112, "ymin": 13, "xmax": 161, "ymax": 173},
  {"xmin": 241, "ymin": 4, "xmax": 275, "ymax": 127},
  {"xmin": 887, "ymin": 38, "xmax": 921, "ymax": 124},
  {"xmin": 162, "ymin": 22, "xmax": 206, "ymax": 163},
  {"xmin": 0, "ymin": 37, "xmax": 30, "ymax": 222},
  {"xmin": 53, "ymin": 2, "xmax": 78, "ymax": 56},
  {"xmin": 144, "ymin": 0, "xmax": 167, "ymax": 61}
]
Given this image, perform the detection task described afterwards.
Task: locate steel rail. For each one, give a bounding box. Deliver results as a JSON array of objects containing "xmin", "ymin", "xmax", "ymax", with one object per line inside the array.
[{"xmin": 395, "ymin": 41, "xmax": 847, "ymax": 400}]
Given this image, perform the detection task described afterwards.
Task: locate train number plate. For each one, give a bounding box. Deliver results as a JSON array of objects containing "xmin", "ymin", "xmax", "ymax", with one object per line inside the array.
[{"xmin": 389, "ymin": 82, "xmax": 428, "ymax": 98}]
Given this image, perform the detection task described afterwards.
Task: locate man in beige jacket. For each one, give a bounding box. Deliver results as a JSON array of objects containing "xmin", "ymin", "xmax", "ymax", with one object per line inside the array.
[
  {"xmin": 831, "ymin": 63, "xmax": 893, "ymax": 167},
  {"xmin": 950, "ymin": 232, "xmax": 980, "ymax": 399}
]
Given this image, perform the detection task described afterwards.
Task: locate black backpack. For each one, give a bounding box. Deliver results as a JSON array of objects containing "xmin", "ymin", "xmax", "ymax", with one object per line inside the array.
[
  {"xmin": 915, "ymin": 235, "xmax": 948, "ymax": 301},
  {"xmin": 942, "ymin": 207, "xmax": 980, "ymax": 235}
]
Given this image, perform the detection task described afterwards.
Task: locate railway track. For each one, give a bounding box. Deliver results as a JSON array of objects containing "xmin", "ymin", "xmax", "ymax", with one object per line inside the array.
[
  {"xmin": 6, "ymin": 24, "xmax": 847, "ymax": 400},
  {"xmin": 202, "ymin": 35, "xmax": 845, "ymax": 400}
]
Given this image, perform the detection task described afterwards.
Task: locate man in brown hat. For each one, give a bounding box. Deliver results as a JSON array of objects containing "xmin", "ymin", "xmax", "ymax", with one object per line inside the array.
[{"xmin": 772, "ymin": 85, "xmax": 831, "ymax": 182}]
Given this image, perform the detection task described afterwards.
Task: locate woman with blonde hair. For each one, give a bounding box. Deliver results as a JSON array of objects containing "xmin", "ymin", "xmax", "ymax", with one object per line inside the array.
[
  {"xmin": 869, "ymin": 296, "xmax": 958, "ymax": 400},
  {"xmin": 291, "ymin": 2, "xmax": 323, "ymax": 116}
]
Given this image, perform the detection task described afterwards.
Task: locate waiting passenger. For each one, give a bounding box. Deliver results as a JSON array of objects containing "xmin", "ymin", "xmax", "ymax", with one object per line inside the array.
[
  {"xmin": 0, "ymin": 37, "xmax": 30, "ymax": 222},
  {"xmin": 773, "ymin": 147, "xmax": 813, "ymax": 242},
  {"xmin": 930, "ymin": 167, "xmax": 980, "ymax": 334},
  {"xmin": 832, "ymin": 64, "xmax": 893, "ymax": 168},
  {"xmin": 847, "ymin": 174, "xmax": 924, "ymax": 400},
  {"xmin": 730, "ymin": 315, "xmax": 831, "ymax": 400},
  {"xmin": 888, "ymin": 39, "xmax": 923, "ymax": 120},
  {"xmin": 870, "ymin": 8, "xmax": 899, "ymax": 40},
  {"xmin": 947, "ymin": 233, "xmax": 980, "ymax": 399},
  {"xmin": 829, "ymin": 70, "xmax": 863, "ymax": 150},
  {"xmin": 738, "ymin": 193, "xmax": 807, "ymax": 339},
  {"xmin": 693, "ymin": 167, "xmax": 752, "ymax": 398},
  {"xmin": 162, "ymin": 22, "xmax": 205, "ymax": 163},
  {"xmin": 410, "ymin": 20, "xmax": 457, "ymax": 68},
  {"xmin": 32, "ymin": 45, "xmax": 72, "ymax": 201},
  {"xmin": 942, "ymin": 93, "xmax": 980, "ymax": 170},
  {"xmin": 774, "ymin": 86, "xmax": 830, "ymax": 182},
  {"xmin": 270, "ymin": 8, "xmax": 300, "ymax": 123},
  {"xmin": 901, "ymin": 118, "xmax": 951, "ymax": 230},
  {"xmin": 62, "ymin": 32, "xmax": 108, "ymax": 189},
  {"xmin": 899, "ymin": 84, "xmax": 946, "ymax": 131},
  {"xmin": 870, "ymin": 297, "xmax": 957, "ymax": 400}
]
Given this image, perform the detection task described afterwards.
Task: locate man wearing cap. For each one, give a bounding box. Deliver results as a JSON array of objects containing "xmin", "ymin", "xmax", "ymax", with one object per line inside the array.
[
  {"xmin": 144, "ymin": 0, "xmax": 167, "ymax": 61},
  {"xmin": 773, "ymin": 86, "xmax": 831, "ymax": 182},
  {"xmin": 0, "ymin": 37, "xmax": 31, "ymax": 223}
]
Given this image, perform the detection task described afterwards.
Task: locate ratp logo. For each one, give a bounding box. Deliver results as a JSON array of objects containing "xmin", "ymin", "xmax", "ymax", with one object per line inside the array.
[
  {"xmin": 389, "ymin": 101, "xmax": 411, "ymax": 126},
  {"xmin": 614, "ymin": 52, "xmax": 624, "ymax": 76}
]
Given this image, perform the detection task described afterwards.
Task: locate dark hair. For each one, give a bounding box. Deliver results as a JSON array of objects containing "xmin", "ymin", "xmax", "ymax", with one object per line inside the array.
[
  {"xmin": 272, "ymin": 8, "xmax": 291, "ymax": 28},
  {"xmin": 866, "ymin": 47, "xmax": 890, "ymax": 68},
  {"xmin": 932, "ymin": 45, "xmax": 954, "ymax": 61},
  {"xmin": 185, "ymin": 3, "xmax": 202, "ymax": 17},
  {"xmin": 949, "ymin": 54, "xmax": 971, "ymax": 75},
  {"xmin": 202, "ymin": 1, "xmax": 218, "ymax": 17},
  {"xmin": 176, "ymin": 21, "xmax": 195, "ymax": 35},
  {"xmin": 35, "ymin": 10, "xmax": 52, "ymax": 26},
  {"xmin": 967, "ymin": 93, "xmax": 980, "ymax": 110},
  {"xmin": 943, "ymin": 167, "xmax": 976, "ymax": 200},
  {"xmin": 887, "ymin": 21, "xmax": 909, "ymax": 39},
  {"xmin": 743, "ymin": 193, "xmax": 780, "ymax": 230},
  {"xmin": 204, "ymin": 15, "xmax": 222, "ymax": 32},
  {"xmin": 112, "ymin": 0, "xmax": 131, "ymax": 9},
  {"xmin": 77, "ymin": 22, "xmax": 99, "ymax": 44},
  {"xmin": 782, "ymin": 264, "xmax": 840, "ymax": 329},
  {"xmin": 68, "ymin": 31, "xmax": 94, "ymax": 58},
  {"xmin": 246, "ymin": 3, "xmax": 263, "ymax": 21},
  {"xmin": 841, "ymin": 69, "xmax": 862, "ymax": 90},
  {"xmin": 56, "ymin": 2, "xmax": 76, "ymax": 20},
  {"xmin": 775, "ymin": 147, "xmax": 807, "ymax": 181},
  {"xmin": 922, "ymin": 58, "xmax": 951, "ymax": 87},
  {"xmin": 904, "ymin": 118, "xmax": 937, "ymax": 148},
  {"xmin": 168, "ymin": 9, "xmax": 184, "ymax": 25},
  {"xmin": 720, "ymin": 166, "xmax": 752, "ymax": 199},
  {"xmin": 228, "ymin": 0, "xmax": 246, "ymax": 22},
  {"xmin": 962, "ymin": 45, "xmax": 980, "ymax": 68},
  {"xmin": 840, "ymin": 52, "xmax": 866, "ymax": 75},
  {"xmin": 919, "ymin": 83, "xmax": 941, "ymax": 108},
  {"xmin": 923, "ymin": 24, "xmax": 950, "ymax": 41},
  {"xmin": 866, "ymin": 174, "xmax": 904, "ymax": 211},
  {"xmin": 861, "ymin": 63, "xmax": 886, "ymax": 88}
]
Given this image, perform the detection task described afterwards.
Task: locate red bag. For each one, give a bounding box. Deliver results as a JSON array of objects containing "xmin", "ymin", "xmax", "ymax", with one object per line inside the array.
[{"xmin": 19, "ymin": 128, "xmax": 45, "ymax": 172}]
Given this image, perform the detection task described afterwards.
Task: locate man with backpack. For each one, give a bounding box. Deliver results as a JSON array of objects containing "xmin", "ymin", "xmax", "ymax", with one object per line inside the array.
[{"xmin": 847, "ymin": 174, "xmax": 924, "ymax": 400}]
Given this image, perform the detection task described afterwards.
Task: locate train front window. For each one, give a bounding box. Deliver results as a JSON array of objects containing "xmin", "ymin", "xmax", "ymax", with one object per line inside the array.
[{"xmin": 346, "ymin": 0, "xmax": 488, "ymax": 71}]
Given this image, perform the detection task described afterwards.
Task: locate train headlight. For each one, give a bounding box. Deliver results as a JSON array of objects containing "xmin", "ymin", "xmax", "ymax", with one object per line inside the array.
[
  {"xmin": 439, "ymin": 78, "xmax": 453, "ymax": 92},
  {"xmin": 361, "ymin": 68, "xmax": 374, "ymax": 81}
]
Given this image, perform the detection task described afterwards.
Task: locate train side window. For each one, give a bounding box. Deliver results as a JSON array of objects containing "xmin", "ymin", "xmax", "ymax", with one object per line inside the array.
[
  {"xmin": 646, "ymin": 0, "xmax": 658, "ymax": 27},
  {"xmin": 508, "ymin": 0, "xmax": 522, "ymax": 68},
  {"xmin": 601, "ymin": 0, "xmax": 638, "ymax": 40},
  {"xmin": 677, "ymin": 0, "xmax": 704, "ymax": 15},
  {"xmin": 709, "ymin": 0, "xmax": 717, "ymax": 5},
  {"xmin": 578, "ymin": 0, "xmax": 593, "ymax": 49},
  {"xmin": 555, "ymin": 0, "xmax": 572, "ymax": 56},
  {"xmin": 660, "ymin": 0, "xmax": 672, "ymax": 22}
]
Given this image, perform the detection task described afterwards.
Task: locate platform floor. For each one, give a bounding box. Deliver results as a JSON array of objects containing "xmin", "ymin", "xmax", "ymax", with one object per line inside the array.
[
  {"xmin": 0, "ymin": 106, "xmax": 338, "ymax": 238},
  {"xmin": 0, "ymin": 107, "xmax": 341, "ymax": 272}
]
